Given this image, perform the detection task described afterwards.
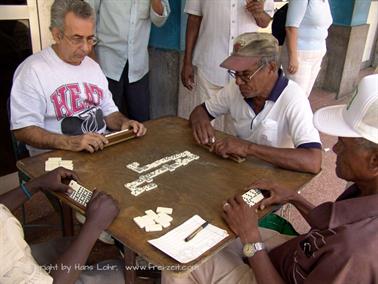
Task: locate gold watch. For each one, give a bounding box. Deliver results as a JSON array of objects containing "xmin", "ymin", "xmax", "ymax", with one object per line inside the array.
[{"xmin": 243, "ymin": 242, "xmax": 265, "ymax": 258}]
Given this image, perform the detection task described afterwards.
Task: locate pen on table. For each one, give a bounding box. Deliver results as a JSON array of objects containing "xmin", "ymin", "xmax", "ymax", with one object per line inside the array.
[{"xmin": 184, "ymin": 221, "xmax": 209, "ymax": 242}]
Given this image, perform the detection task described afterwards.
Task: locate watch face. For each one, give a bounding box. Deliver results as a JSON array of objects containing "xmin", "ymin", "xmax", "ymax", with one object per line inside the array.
[
  {"xmin": 243, "ymin": 243, "xmax": 255, "ymax": 257},
  {"xmin": 243, "ymin": 242, "xmax": 265, "ymax": 258}
]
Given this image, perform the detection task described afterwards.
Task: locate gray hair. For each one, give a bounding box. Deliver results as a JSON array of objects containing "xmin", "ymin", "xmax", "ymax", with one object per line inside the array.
[
  {"xmin": 50, "ymin": 0, "xmax": 94, "ymax": 31},
  {"xmin": 258, "ymin": 54, "xmax": 279, "ymax": 66}
]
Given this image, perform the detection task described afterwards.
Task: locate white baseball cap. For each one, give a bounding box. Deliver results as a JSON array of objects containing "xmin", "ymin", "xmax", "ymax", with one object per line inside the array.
[{"xmin": 313, "ymin": 74, "xmax": 378, "ymax": 144}]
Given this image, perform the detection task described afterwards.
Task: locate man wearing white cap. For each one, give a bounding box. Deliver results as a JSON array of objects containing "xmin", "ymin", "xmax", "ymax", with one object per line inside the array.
[
  {"xmin": 190, "ymin": 32, "xmax": 322, "ymax": 174},
  {"xmin": 165, "ymin": 74, "xmax": 378, "ymax": 283}
]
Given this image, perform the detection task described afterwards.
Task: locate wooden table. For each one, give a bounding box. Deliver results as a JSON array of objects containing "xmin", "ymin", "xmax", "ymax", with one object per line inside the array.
[{"xmin": 17, "ymin": 116, "xmax": 316, "ymax": 282}]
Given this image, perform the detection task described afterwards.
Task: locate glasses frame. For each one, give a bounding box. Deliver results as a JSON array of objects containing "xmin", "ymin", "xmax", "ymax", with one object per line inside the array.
[
  {"xmin": 228, "ymin": 64, "xmax": 265, "ymax": 83},
  {"xmin": 62, "ymin": 32, "xmax": 99, "ymax": 46}
]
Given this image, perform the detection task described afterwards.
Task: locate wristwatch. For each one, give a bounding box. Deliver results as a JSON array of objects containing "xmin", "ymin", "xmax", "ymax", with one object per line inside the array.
[{"xmin": 243, "ymin": 242, "xmax": 265, "ymax": 258}]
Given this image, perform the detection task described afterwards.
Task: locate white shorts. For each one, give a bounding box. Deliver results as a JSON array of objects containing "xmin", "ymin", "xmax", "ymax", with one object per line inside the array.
[{"xmin": 280, "ymin": 45, "xmax": 326, "ymax": 97}]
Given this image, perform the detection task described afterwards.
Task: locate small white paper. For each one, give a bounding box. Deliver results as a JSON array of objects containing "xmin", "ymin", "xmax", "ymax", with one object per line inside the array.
[{"xmin": 148, "ymin": 215, "xmax": 229, "ymax": 263}]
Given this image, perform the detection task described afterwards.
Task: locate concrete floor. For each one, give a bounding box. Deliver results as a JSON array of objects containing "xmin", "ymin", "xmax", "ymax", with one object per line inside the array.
[{"xmin": 0, "ymin": 68, "xmax": 375, "ymax": 282}]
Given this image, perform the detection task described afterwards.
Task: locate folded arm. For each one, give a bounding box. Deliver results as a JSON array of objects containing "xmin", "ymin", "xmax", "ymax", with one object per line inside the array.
[
  {"xmin": 13, "ymin": 126, "xmax": 109, "ymax": 153},
  {"xmin": 213, "ymin": 137, "xmax": 322, "ymax": 174}
]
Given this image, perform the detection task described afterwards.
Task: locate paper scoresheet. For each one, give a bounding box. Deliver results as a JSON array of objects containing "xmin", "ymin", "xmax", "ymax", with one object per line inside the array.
[{"xmin": 148, "ymin": 215, "xmax": 229, "ymax": 263}]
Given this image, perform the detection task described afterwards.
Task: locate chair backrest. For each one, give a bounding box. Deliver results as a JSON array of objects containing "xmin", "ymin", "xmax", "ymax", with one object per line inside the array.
[{"xmin": 6, "ymin": 97, "xmax": 29, "ymax": 160}]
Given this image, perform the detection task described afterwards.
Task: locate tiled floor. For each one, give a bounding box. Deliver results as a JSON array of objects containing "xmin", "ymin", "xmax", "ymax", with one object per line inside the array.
[{"xmin": 0, "ymin": 68, "xmax": 375, "ymax": 282}]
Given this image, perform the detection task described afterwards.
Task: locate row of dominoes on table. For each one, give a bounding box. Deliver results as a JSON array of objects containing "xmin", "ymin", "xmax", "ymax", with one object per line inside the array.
[{"xmin": 124, "ymin": 150, "xmax": 200, "ymax": 196}]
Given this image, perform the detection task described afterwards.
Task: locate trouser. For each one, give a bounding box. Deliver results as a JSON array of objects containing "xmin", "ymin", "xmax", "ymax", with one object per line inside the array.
[
  {"xmin": 108, "ymin": 62, "xmax": 150, "ymax": 122},
  {"xmin": 162, "ymin": 227, "xmax": 295, "ymax": 284},
  {"xmin": 178, "ymin": 67, "xmax": 235, "ymax": 135},
  {"xmin": 31, "ymin": 238, "xmax": 125, "ymax": 284},
  {"xmin": 280, "ymin": 45, "xmax": 326, "ymax": 97}
]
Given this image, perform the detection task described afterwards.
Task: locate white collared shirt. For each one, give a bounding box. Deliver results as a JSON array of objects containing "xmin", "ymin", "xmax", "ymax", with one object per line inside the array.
[
  {"xmin": 184, "ymin": 0, "xmax": 274, "ymax": 87},
  {"xmin": 87, "ymin": 0, "xmax": 170, "ymax": 82},
  {"xmin": 205, "ymin": 80, "xmax": 321, "ymax": 148}
]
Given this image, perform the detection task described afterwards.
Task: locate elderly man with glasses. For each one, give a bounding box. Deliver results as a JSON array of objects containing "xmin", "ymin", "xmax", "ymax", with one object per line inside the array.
[
  {"xmin": 10, "ymin": 0, "xmax": 146, "ymax": 157},
  {"xmin": 189, "ymin": 33, "xmax": 321, "ymax": 174}
]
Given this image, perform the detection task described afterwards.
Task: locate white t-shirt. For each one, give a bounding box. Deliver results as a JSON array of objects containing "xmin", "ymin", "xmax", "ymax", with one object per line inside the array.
[
  {"xmin": 185, "ymin": 0, "xmax": 274, "ymax": 87},
  {"xmin": 0, "ymin": 204, "xmax": 52, "ymax": 284},
  {"xmin": 10, "ymin": 47, "xmax": 119, "ymax": 155},
  {"xmin": 205, "ymin": 77, "xmax": 321, "ymax": 148}
]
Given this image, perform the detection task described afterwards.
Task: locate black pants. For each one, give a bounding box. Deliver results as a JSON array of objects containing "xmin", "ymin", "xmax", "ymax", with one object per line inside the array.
[{"xmin": 107, "ymin": 62, "xmax": 150, "ymax": 122}]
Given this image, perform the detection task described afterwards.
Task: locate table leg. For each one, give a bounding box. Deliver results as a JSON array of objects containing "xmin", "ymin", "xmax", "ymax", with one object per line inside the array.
[
  {"xmin": 61, "ymin": 202, "xmax": 74, "ymax": 236},
  {"xmin": 124, "ymin": 246, "xmax": 136, "ymax": 284}
]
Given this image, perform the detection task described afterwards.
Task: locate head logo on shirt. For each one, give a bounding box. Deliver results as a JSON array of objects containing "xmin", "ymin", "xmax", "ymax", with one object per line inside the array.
[{"xmin": 50, "ymin": 82, "xmax": 104, "ymax": 121}]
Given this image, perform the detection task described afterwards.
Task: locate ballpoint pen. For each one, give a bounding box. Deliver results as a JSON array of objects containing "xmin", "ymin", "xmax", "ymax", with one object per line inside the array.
[{"xmin": 184, "ymin": 221, "xmax": 209, "ymax": 242}]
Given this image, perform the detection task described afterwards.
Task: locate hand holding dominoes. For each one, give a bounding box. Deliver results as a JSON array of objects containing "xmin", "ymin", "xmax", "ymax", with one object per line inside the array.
[
  {"xmin": 67, "ymin": 180, "xmax": 119, "ymax": 231},
  {"xmin": 210, "ymin": 136, "xmax": 248, "ymax": 163},
  {"xmin": 222, "ymin": 194, "xmax": 261, "ymax": 242},
  {"xmin": 247, "ymin": 180, "xmax": 300, "ymax": 211},
  {"xmin": 85, "ymin": 190, "xmax": 120, "ymax": 232},
  {"xmin": 242, "ymin": 188, "xmax": 265, "ymax": 207}
]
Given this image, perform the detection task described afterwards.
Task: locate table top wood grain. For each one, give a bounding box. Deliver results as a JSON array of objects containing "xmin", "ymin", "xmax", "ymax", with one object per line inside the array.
[{"xmin": 17, "ymin": 116, "xmax": 316, "ymax": 272}]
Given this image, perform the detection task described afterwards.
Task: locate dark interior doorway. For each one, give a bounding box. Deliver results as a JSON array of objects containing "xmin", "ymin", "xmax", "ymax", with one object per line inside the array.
[{"xmin": 0, "ymin": 20, "xmax": 32, "ymax": 176}]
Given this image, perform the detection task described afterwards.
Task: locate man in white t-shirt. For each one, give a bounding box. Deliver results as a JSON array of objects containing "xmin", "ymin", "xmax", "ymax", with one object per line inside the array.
[
  {"xmin": 10, "ymin": 0, "xmax": 146, "ymax": 157},
  {"xmin": 190, "ymin": 33, "xmax": 322, "ymax": 174},
  {"xmin": 180, "ymin": 0, "xmax": 274, "ymax": 132}
]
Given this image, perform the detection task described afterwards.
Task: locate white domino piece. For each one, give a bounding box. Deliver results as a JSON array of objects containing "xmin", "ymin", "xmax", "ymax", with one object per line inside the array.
[
  {"xmin": 155, "ymin": 218, "xmax": 171, "ymax": 228},
  {"xmin": 59, "ymin": 161, "xmax": 74, "ymax": 170},
  {"xmin": 145, "ymin": 209, "xmax": 159, "ymax": 220},
  {"xmin": 145, "ymin": 223, "xmax": 163, "ymax": 232},
  {"xmin": 156, "ymin": 207, "xmax": 173, "ymax": 215},
  {"xmin": 133, "ymin": 216, "xmax": 146, "ymax": 229},
  {"xmin": 143, "ymin": 183, "xmax": 158, "ymax": 191},
  {"xmin": 140, "ymin": 215, "xmax": 156, "ymax": 226},
  {"xmin": 47, "ymin": 157, "xmax": 62, "ymax": 162},
  {"xmin": 131, "ymin": 188, "xmax": 145, "ymax": 196},
  {"xmin": 157, "ymin": 212, "xmax": 173, "ymax": 223},
  {"xmin": 242, "ymin": 188, "xmax": 264, "ymax": 207},
  {"xmin": 69, "ymin": 180, "xmax": 80, "ymax": 190},
  {"xmin": 45, "ymin": 162, "xmax": 60, "ymax": 171}
]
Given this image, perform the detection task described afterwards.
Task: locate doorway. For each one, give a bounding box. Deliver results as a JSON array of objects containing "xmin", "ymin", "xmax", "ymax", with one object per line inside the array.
[{"xmin": 0, "ymin": 0, "xmax": 41, "ymax": 175}]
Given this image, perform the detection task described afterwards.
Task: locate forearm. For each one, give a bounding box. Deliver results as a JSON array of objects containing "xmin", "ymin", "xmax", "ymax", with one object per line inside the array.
[
  {"xmin": 285, "ymin": 27, "xmax": 298, "ymax": 58},
  {"xmin": 253, "ymin": 11, "xmax": 271, "ymax": 28},
  {"xmin": 241, "ymin": 229, "xmax": 285, "ymax": 284},
  {"xmin": 246, "ymin": 144, "xmax": 321, "ymax": 174},
  {"xmin": 104, "ymin": 112, "xmax": 129, "ymax": 130},
  {"xmin": 189, "ymin": 105, "xmax": 212, "ymax": 127},
  {"xmin": 288, "ymin": 193, "xmax": 315, "ymax": 223},
  {"xmin": 0, "ymin": 179, "xmax": 40, "ymax": 211},
  {"xmin": 51, "ymin": 223, "xmax": 101, "ymax": 284},
  {"xmin": 151, "ymin": 0, "xmax": 164, "ymax": 15},
  {"xmin": 13, "ymin": 126, "xmax": 71, "ymax": 151},
  {"xmin": 183, "ymin": 15, "xmax": 202, "ymax": 65}
]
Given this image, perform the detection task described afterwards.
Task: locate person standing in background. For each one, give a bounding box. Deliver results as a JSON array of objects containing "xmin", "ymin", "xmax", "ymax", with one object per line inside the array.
[
  {"xmin": 281, "ymin": 0, "xmax": 332, "ymax": 97},
  {"xmin": 180, "ymin": 0, "xmax": 274, "ymax": 133},
  {"xmin": 86, "ymin": 0, "xmax": 171, "ymax": 121}
]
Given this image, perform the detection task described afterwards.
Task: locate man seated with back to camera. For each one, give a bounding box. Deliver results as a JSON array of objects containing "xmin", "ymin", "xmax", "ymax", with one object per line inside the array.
[
  {"xmin": 164, "ymin": 73, "xmax": 378, "ymax": 284},
  {"xmin": 0, "ymin": 167, "xmax": 128, "ymax": 283}
]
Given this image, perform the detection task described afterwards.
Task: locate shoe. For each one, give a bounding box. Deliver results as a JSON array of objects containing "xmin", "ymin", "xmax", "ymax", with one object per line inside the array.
[{"xmin": 75, "ymin": 211, "xmax": 115, "ymax": 245}]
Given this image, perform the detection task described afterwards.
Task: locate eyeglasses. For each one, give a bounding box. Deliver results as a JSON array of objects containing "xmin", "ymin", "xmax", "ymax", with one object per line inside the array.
[
  {"xmin": 62, "ymin": 33, "xmax": 99, "ymax": 46},
  {"xmin": 228, "ymin": 64, "xmax": 265, "ymax": 83}
]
